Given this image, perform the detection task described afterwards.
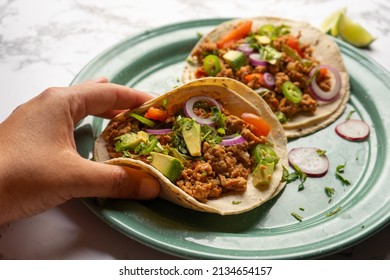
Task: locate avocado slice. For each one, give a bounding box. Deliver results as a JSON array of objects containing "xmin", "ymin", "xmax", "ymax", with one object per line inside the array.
[
  {"xmin": 222, "ymin": 50, "xmax": 247, "ymax": 70},
  {"xmin": 182, "ymin": 120, "xmax": 201, "ymax": 157},
  {"xmin": 170, "ymin": 147, "xmax": 188, "ymax": 163},
  {"xmin": 252, "ymin": 161, "xmax": 275, "ymax": 188},
  {"xmin": 150, "ymin": 152, "xmax": 184, "ymax": 182},
  {"xmin": 115, "ymin": 131, "xmax": 149, "ymax": 151}
]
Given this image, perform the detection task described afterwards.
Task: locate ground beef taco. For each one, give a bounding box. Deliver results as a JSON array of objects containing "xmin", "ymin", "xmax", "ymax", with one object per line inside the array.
[
  {"xmin": 94, "ymin": 78, "xmax": 288, "ymax": 215},
  {"xmin": 183, "ymin": 17, "xmax": 350, "ymax": 138}
]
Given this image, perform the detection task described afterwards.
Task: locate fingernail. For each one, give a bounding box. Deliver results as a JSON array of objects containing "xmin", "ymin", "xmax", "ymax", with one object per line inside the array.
[{"xmin": 138, "ymin": 174, "xmax": 160, "ymax": 199}]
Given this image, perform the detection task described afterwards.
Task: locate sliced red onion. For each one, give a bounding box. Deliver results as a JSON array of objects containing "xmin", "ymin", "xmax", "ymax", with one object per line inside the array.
[
  {"xmin": 249, "ymin": 53, "xmax": 268, "ymax": 67},
  {"xmin": 309, "ymin": 65, "xmax": 341, "ymax": 102},
  {"xmin": 263, "ymin": 72, "xmax": 275, "ymax": 88},
  {"xmin": 288, "ymin": 147, "xmax": 329, "ymax": 177},
  {"xmin": 220, "ymin": 135, "xmax": 246, "ymax": 146},
  {"xmin": 238, "ymin": 43, "xmax": 255, "ymax": 55},
  {"xmin": 335, "ymin": 119, "xmax": 370, "ymax": 141},
  {"xmin": 145, "ymin": 128, "xmax": 172, "ymax": 135},
  {"xmin": 183, "ymin": 96, "xmax": 220, "ymax": 125}
]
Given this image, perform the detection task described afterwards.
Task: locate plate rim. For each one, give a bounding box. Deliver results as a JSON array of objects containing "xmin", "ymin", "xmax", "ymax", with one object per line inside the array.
[{"xmin": 73, "ymin": 18, "xmax": 390, "ymax": 259}]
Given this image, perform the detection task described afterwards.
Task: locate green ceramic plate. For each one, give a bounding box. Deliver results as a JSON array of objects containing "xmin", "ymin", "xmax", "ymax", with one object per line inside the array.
[{"xmin": 72, "ymin": 19, "xmax": 390, "ymax": 259}]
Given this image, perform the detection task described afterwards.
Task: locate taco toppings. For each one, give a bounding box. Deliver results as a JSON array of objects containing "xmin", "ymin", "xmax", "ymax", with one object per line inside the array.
[
  {"xmin": 101, "ymin": 94, "xmax": 278, "ymax": 202},
  {"xmin": 183, "ymin": 17, "xmax": 350, "ymax": 138},
  {"xmin": 94, "ymin": 78, "xmax": 288, "ymax": 215},
  {"xmin": 189, "ymin": 21, "xmax": 339, "ymax": 119}
]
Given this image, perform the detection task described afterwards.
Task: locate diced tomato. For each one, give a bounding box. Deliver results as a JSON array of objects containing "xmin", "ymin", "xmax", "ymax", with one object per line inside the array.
[
  {"xmin": 319, "ymin": 67, "xmax": 328, "ymax": 78},
  {"xmin": 195, "ymin": 67, "xmax": 208, "ymax": 78},
  {"xmin": 144, "ymin": 107, "xmax": 167, "ymax": 122},
  {"xmin": 244, "ymin": 73, "xmax": 264, "ymax": 83},
  {"xmin": 241, "ymin": 112, "xmax": 271, "ymax": 137},
  {"xmin": 286, "ymin": 36, "xmax": 304, "ymax": 58},
  {"xmin": 216, "ymin": 20, "xmax": 252, "ymax": 49}
]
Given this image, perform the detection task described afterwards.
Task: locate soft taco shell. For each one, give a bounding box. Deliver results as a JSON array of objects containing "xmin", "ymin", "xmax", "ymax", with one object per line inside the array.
[
  {"xmin": 182, "ymin": 17, "xmax": 350, "ymax": 139},
  {"xmin": 94, "ymin": 77, "xmax": 288, "ymax": 215}
]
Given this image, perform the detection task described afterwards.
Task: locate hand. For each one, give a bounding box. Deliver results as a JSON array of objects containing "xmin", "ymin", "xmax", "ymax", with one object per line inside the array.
[{"xmin": 0, "ymin": 77, "xmax": 160, "ymax": 224}]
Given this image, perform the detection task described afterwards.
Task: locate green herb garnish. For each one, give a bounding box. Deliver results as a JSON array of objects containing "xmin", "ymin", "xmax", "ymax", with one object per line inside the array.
[
  {"xmin": 292, "ymin": 164, "xmax": 307, "ymax": 191},
  {"xmin": 260, "ymin": 45, "xmax": 282, "ymax": 65},
  {"xmin": 129, "ymin": 112, "xmax": 155, "ymax": 127},
  {"xmin": 306, "ymin": 65, "xmax": 319, "ymax": 86},
  {"xmin": 325, "ymin": 206, "xmax": 342, "ymax": 217},
  {"xmin": 345, "ymin": 110, "xmax": 356, "ymax": 121},
  {"xmin": 162, "ymin": 99, "xmax": 168, "ymax": 109},
  {"xmin": 232, "ymin": 201, "xmax": 242, "ymax": 205},
  {"xmin": 282, "ymin": 44, "xmax": 302, "ymax": 62},
  {"xmin": 282, "ymin": 165, "xmax": 307, "ymax": 191},
  {"xmin": 335, "ymin": 163, "xmax": 351, "ymax": 186},
  {"xmin": 275, "ymin": 111, "xmax": 287, "ymax": 124},
  {"xmin": 325, "ymin": 187, "xmax": 335, "ymax": 203},
  {"xmin": 291, "ymin": 212, "xmax": 303, "ymax": 222},
  {"xmin": 282, "ymin": 166, "xmax": 299, "ymax": 183},
  {"xmin": 316, "ymin": 149, "xmax": 327, "ymax": 156},
  {"xmin": 211, "ymin": 106, "xmax": 226, "ymax": 134}
]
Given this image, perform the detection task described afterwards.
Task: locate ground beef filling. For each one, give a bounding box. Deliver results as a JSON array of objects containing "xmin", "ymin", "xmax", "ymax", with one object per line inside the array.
[
  {"xmin": 191, "ymin": 34, "xmax": 333, "ymax": 119},
  {"xmin": 176, "ymin": 141, "xmax": 254, "ymax": 202},
  {"xmin": 103, "ymin": 107, "xmax": 266, "ymax": 202}
]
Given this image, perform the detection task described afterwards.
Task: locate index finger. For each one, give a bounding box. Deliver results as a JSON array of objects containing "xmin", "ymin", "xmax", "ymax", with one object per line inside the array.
[{"xmin": 68, "ymin": 82, "xmax": 154, "ymax": 123}]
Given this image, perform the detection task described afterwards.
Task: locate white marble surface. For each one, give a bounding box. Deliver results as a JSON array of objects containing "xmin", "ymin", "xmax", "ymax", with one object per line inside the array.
[{"xmin": 0, "ymin": 0, "xmax": 389, "ymax": 259}]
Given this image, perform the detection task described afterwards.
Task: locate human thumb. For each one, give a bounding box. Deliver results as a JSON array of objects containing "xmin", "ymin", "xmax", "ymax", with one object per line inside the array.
[{"xmin": 70, "ymin": 159, "xmax": 161, "ymax": 200}]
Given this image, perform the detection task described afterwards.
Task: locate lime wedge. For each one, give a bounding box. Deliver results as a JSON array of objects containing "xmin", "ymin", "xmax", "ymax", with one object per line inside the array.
[
  {"xmin": 337, "ymin": 13, "xmax": 375, "ymax": 48},
  {"xmin": 320, "ymin": 7, "xmax": 346, "ymax": 36}
]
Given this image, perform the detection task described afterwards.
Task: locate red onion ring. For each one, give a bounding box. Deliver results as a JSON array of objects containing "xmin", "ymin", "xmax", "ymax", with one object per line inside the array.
[
  {"xmin": 145, "ymin": 128, "xmax": 172, "ymax": 135},
  {"xmin": 183, "ymin": 96, "xmax": 220, "ymax": 125},
  {"xmin": 309, "ymin": 65, "xmax": 341, "ymax": 102},
  {"xmin": 249, "ymin": 53, "xmax": 268, "ymax": 67},
  {"xmin": 220, "ymin": 135, "xmax": 246, "ymax": 146},
  {"xmin": 238, "ymin": 43, "xmax": 255, "ymax": 55},
  {"xmin": 263, "ymin": 72, "xmax": 275, "ymax": 88}
]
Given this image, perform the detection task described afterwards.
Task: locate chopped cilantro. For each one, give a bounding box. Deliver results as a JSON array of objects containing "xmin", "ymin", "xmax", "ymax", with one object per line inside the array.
[
  {"xmin": 122, "ymin": 150, "xmax": 132, "ymax": 158},
  {"xmin": 316, "ymin": 149, "xmax": 327, "ymax": 156},
  {"xmin": 325, "ymin": 187, "xmax": 335, "ymax": 203},
  {"xmin": 134, "ymin": 135, "xmax": 160, "ymax": 156},
  {"xmin": 335, "ymin": 163, "xmax": 351, "ymax": 186},
  {"xmin": 291, "ymin": 212, "xmax": 303, "ymax": 222},
  {"xmin": 186, "ymin": 57, "xmax": 196, "ymax": 66},
  {"xmin": 200, "ymin": 125, "xmax": 222, "ymax": 146},
  {"xmin": 161, "ymin": 99, "xmax": 167, "ymax": 109},
  {"xmin": 211, "ymin": 106, "xmax": 226, "ymax": 133},
  {"xmin": 282, "ymin": 165, "xmax": 307, "ymax": 191},
  {"xmin": 282, "ymin": 166, "xmax": 299, "ymax": 183},
  {"xmin": 292, "ymin": 164, "xmax": 307, "ymax": 191},
  {"xmin": 232, "ymin": 201, "xmax": 242, "ymax": 205},
  {"xmin": 325, "ymin": 206, "xmax": 342, "ymax": 217},
  {"xmin": 345, "ymin": 110, "xmax": 356, "ymax": 121}
]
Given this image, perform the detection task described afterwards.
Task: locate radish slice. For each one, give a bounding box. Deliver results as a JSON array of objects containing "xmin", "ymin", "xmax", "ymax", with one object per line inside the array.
[
  {"xmin": 288, "ymin": 147, "xmax": 329, "ymax": 177},
  {"xmin": 335, "ymin": 119, "xmax": 370, "ymax": 141}
]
